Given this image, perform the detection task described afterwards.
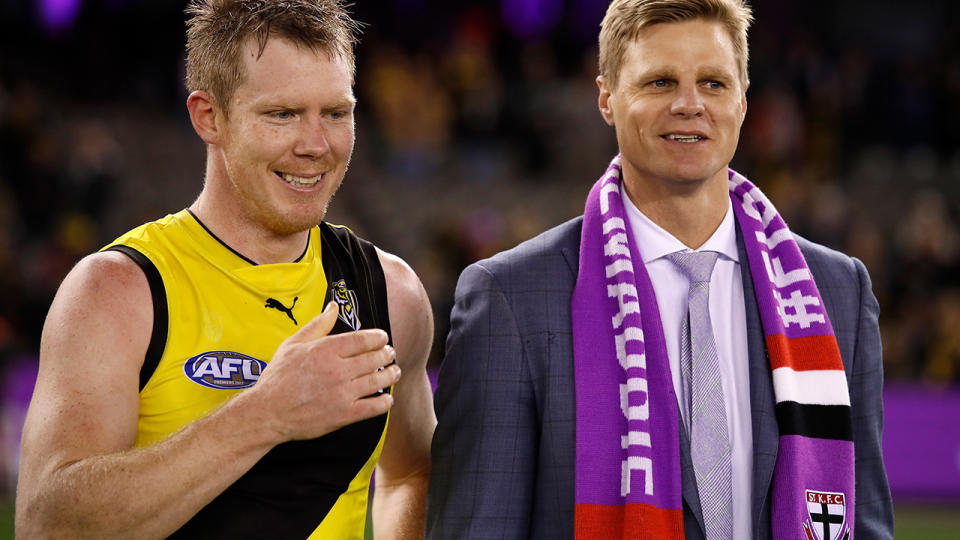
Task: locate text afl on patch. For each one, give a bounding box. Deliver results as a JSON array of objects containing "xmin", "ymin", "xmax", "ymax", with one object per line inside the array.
[{"xmin": 183, "ymin": 351, "xmax": 267, "ymax": 389}]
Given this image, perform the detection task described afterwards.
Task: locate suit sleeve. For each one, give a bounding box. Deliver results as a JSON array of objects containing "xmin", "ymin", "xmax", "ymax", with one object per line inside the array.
[
  {"xmin": 849, "ymin": 257, "xmax": 894, "ymax": 538},
  {"xmin": 426, "ymin": 262, "xmax": 538, "ymax": 539}
]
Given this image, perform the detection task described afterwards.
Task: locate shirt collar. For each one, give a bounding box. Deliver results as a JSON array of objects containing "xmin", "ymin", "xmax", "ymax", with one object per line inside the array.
[{"xmin": 621, "ymin": 183, "xmax": 739, "ymax": 264}]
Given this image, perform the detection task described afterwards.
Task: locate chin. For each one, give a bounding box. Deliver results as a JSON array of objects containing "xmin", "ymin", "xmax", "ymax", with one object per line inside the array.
[
  {"xmin": 669, "ymin": 163, "xmax": 727, "ymax": 184},
  {"xmin": 262, "ymin": 205, "xmax": 329, "ymax": 235}
]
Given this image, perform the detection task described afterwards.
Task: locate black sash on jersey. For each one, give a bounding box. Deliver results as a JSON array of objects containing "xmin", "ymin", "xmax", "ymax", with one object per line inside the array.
[{"xmin": 168, "ymin": 223, "xmax": 392, "ymax": 539}]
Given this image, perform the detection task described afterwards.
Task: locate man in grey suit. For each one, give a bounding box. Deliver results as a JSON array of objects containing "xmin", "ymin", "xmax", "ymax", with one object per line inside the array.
[{"xmin": 427, "ymin": 0, "xmax": 892, "ymax": 538}]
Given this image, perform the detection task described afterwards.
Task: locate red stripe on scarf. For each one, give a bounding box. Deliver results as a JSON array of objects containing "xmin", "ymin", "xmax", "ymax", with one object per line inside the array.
[
  {"xmin": 575, "ymin": 503, "xmax": 683, "ymax": 539},
  {"xmin": 765, "ymin": 333, "xmax": 843, "ymax": 371}
]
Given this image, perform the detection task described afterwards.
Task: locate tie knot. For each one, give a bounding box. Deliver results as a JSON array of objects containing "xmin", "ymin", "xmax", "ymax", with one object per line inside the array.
[{"xmin": 666, "ymin": 251, "xmax": 719, "ymax": 284}]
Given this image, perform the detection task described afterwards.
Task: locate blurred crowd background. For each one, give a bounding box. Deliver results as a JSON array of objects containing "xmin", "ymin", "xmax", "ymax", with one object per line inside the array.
[{"xmin": 0, "ymin": 0, "xmax": 958, "ymax": 521}]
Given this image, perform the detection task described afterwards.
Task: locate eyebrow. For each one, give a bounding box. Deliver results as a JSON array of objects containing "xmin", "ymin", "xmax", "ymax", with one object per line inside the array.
[
  {"xmin": 627, "ymin": 66, "xmax": 736, "ymax": 86},
  {"xmin": 631, "ymin": 68, "xmax": 679, "ymax": 84},
  {"xmin": 251, "ymin": 94, "xmax": 357, "ymax": 112},
  {"xmin": 323, "ymin": 96, "xmax": 357, "ymax": 111},
  {"xmin": 696, "ymin": 66, "xmax": 737, "ymax": 80}
]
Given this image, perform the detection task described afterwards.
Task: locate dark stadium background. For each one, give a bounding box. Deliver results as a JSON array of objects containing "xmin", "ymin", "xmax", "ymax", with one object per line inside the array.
[{"xmin": 0, "ymin": 0, "xmax": 957, "ymax": 537}]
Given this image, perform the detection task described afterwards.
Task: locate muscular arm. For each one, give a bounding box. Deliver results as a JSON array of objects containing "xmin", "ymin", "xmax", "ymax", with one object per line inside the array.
[
  {"xmin": 16, "ymin": 252, "xmax": 399, "ymax": 539},
  {"xmin": 372, "ymin": 249, "xmax": 436, "ymax": 539}
]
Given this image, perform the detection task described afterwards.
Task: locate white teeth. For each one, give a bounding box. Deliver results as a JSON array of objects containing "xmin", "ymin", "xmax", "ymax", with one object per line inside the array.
[
  {"xmin": 280, "ymin": 172, "xmax": 323, "ymax": 186},
  {"xmin": 665, "ymin": 134, "xmax": 703, "ymax": 142}
]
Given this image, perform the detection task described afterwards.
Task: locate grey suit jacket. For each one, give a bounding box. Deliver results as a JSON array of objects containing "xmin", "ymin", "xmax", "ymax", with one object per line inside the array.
[{"xmin": 427, "ymin": 216, "xmax": 893, "ymax": 539}]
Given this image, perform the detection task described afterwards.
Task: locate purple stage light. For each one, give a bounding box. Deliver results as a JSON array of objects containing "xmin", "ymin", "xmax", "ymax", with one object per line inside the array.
[
  {"xmin": 39, "ymin": 0, "xmax": 82, "ymax": 32},
  {"xmin": 502, "ymin": 0, "xmax": 564, "ymax": 39}
]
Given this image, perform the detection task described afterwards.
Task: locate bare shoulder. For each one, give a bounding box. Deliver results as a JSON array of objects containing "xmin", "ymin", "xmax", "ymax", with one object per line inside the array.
[
  {"xmin": 376, "ymin": 248, "xmax": 427, "ymax": 309},
  {"xmin": 43, "ymin": 250, "xmax": 154, "ymax": 358},
  {"xmin": 376, "ymin": 248, "xmax": 432, "ymax": 371},
  {"xmin": 59, "ymin": 249, "xmax": 153, "ymax": 302},
  {"xmin": 26, "ymin": 250, "xmax": 154, "ymax": 458}
]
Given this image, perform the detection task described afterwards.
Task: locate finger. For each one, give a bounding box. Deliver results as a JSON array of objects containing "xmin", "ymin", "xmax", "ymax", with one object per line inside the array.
[
  {"xmin": 345, "ymin": 345, "xmax": 396, "ymax": 377},
  {"xmin": 285, "ymin": 302, "xmax": 338, "ymax": 344},
  {"xmin": 352, "ymin": 363, "xmax": 401, "ymax": 397},
  {"xmin": 326, "ymin": 328, "xmax": 389, "ymax": 357},
  {"xmin": 349, "ymin": 393, "xmax": 394, "ymax": 421}
]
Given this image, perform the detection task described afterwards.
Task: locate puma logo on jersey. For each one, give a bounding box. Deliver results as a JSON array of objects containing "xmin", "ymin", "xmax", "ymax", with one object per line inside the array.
[
  {"xmin": 265, "ymin": 296, "xmax": 298, "ymax": 325},
  {"xmin": 331, "ymin": 279, "xmax": 361, "ymax": 330},
  {"xmin": 184, "ymin": 351, "xmax": 267, "ymax": 389}
]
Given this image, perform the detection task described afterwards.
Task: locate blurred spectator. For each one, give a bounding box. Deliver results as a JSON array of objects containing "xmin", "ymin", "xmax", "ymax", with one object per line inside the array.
[{"xmin": 926, "ymin": 288, "xmax": 960, "ymax": 383}]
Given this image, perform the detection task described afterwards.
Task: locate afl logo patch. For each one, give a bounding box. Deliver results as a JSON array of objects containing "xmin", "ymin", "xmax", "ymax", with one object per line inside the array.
[{"xmin": 183, "ymin": 351, "xmax": 267, "ymax": 390}]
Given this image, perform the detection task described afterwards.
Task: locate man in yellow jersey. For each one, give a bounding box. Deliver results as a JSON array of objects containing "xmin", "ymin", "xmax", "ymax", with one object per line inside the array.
[{"xmin": 16, "ymin": 1, "xmax": 436, "ymax": 538}]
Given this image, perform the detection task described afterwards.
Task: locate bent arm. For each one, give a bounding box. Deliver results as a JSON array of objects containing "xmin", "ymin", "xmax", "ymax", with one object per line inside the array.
[
  {"xmin": 849, "ymin": 258, "xmax": 894, "ymax": 538},
  {"xmin": 16, "ymin": 252, "xmax": 398, "ymax": 539},
  {"xmin": 15, "ymin": 252, "xmax": 282, "ymax": 538},
  {"xmin": 372, "ymin": 250, "xmax": 436, "ymax": 539}
]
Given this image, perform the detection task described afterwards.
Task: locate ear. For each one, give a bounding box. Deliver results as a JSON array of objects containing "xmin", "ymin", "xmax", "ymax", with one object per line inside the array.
[
  {"xmin": 597, "ymin": 75, "xmax": 616, "ymax": 126},
  {"xmin": 186, "ymin": 90, "xmax": 221, "ymax": 145}
]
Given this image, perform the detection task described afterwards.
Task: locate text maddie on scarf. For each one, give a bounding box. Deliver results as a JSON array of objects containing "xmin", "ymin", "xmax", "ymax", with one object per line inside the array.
[{"xmin": 571, "ymin": 155, "xmax": 854, "ymax": 540}]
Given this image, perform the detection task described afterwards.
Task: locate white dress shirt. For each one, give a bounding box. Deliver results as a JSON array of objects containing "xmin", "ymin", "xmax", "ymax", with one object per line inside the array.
[{"xmin": 622, "ymin": 186, "xmax": 753, "ymax": 539}]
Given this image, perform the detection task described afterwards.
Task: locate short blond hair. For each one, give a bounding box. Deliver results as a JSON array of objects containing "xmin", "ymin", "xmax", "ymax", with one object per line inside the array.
[
  {"xmin": 599, "ymin": 0, "xmax": 753, "ymax": 89},
  {"xmin": 185, "ymin": 0, "xmax": 361, "ymax": 114}
]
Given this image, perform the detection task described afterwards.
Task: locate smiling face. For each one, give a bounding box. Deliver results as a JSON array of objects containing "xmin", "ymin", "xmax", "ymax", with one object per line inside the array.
[
  {"xmin": 211, "ymin": 36, "xmax": 355, "ymax": 236},
  {"xmin": 598, "ymin": 18, "xmax": 747, "ymax": 198}
]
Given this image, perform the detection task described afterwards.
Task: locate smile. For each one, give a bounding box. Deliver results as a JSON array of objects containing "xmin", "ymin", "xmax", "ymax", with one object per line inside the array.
[
  {"xmin": 662, "ymin": 134, "xmax": 705, "ymax": 143},
  {"xmin": 275, "ymin": 171, "xmax": 324, "ymax": 187}
]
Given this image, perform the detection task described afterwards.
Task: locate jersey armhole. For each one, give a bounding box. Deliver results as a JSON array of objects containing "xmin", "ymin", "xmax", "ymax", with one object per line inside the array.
[
  {"xmin": 318, "ymin": 223, "xmax": 394, "ymax": 343},
  {"xmin": 104, "ymin": 245, "xmax": 168, "ymax": 391}
]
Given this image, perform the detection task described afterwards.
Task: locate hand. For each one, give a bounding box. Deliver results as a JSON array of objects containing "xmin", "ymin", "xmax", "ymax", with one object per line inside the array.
[{"xmin": 248, "ymin": 302, "xmax": 400, "ymax": 443}]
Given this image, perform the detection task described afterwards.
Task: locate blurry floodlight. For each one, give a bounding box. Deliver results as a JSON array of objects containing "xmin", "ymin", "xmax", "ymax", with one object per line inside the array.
[
  {"xmin": 502, "ymin": 0, "xmax": 563, "ymax": 39},
  {"xmin": 39, "ymin": 0, "xmax": 82, "ymax": 32}
]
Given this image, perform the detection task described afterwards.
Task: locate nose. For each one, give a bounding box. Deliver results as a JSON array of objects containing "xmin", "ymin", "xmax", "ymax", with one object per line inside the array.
[
  {"xmin": 670, "ymin": 84, "xmax": 704, "ymax": 117},
  {"xmin": 294, "ymin": 116, "xmax": 331, "ymax": 158}
]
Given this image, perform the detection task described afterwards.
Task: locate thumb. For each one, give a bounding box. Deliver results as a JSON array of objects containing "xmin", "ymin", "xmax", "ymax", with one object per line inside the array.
[{"xmin": 285, "ymin": 302, "xmax": 339, "ymax": 344}]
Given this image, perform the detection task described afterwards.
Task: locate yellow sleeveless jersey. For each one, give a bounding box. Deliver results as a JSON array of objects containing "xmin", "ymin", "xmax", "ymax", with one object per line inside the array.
[{"xmin": 104, "ymin": 210, "xmax": 392, "ymax": 539}]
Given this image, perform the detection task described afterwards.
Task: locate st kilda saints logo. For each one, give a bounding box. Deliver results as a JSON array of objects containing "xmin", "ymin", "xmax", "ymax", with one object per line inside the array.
[
  {"xmin": 331, "ymin": 279, "xmax": 361, "ymax": 330},
  {"xmin": 803, "ymin": 490, "xmax": 850, "ymax": 540}
]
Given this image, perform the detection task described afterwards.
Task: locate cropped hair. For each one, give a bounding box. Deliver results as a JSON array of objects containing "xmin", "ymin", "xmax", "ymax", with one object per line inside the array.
[
  {"xmin": 599, "ymin": 0, "xmax": 753, "ymax": 89},
  {"xmin": 185, "ymin": 0, "xmax": 361, "ymax": 114}
]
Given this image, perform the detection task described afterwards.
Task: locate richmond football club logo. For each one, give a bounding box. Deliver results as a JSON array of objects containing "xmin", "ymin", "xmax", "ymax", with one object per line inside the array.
[
  {"xmin": 331, "ymin": 279, "xmax": 361, "ymax": 330},
  {"xmin": 803, "ymin": 490, "xmax": 850, "ymax": 540}
]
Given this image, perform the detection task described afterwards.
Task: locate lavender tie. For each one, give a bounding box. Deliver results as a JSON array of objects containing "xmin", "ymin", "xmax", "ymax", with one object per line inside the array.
[{"xmin": 667, "ymin": 251, "xmax": 732, "ymax": 540}]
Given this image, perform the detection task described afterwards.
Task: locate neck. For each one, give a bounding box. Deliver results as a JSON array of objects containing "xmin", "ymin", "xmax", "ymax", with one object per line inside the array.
[
  {"xmin": 621, "ymin": 168, "xmax": 729, "ymax": 250},
  {"xmin": 190, "ymin": 156, "xmax": 311, "ymax": 265}
]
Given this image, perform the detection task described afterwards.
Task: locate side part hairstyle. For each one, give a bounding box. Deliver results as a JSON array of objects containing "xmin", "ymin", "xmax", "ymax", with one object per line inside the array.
[
  {"xmin": 184, "ymin": 0, "xmax": 362, "ymax": 114},
  {"xmin": 599, "ymin": 0, "xmax": 753, "ymax": 89}
]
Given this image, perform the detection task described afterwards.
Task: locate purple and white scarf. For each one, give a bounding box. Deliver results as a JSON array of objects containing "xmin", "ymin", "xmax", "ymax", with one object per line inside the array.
[{"xmin": 572, "ymin": 155, "xmax": 855, "ymax": 540}]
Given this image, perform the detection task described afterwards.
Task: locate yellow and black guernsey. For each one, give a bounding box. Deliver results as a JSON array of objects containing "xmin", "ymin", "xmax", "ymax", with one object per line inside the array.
[{"xmin": 103, "ymin": 209, "xmax": 391, "ymax": 539}]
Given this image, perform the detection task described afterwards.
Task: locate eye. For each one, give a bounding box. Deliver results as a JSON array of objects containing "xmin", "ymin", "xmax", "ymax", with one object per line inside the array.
[
  {"xmin": 329, "ymin": 108, "xmax": 353, "ymax": 121},
  {"xmin": 652, "ymin": 79, "xmax": 669, "ymax": 88},
  {"xmin": 273, "ymin": 110, "xmax": 294, "ymax": 120},
  {"xmin": 706, "ymin": 80, "xmax": 725, "ymax": 90}
]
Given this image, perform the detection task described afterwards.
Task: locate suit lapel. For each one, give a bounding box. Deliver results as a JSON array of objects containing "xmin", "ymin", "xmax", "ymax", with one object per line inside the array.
[
  {"xmin": 679, "ymin": 409, "xmax": 706, "ymax": 536},
  {"xmin": 560, "ymin": 219, "xmax": 582, "ymax": 279},
  {"xmin": 737, "ymin": 222, "xmax": 779, "ymax": 538}
]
